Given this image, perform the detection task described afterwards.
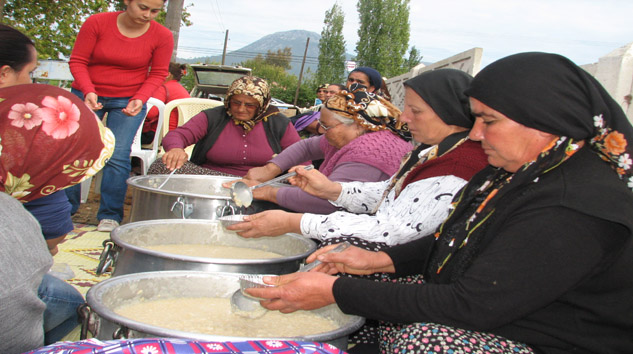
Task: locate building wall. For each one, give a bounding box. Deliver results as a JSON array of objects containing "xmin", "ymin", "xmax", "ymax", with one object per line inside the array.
[
  {"xmin": 581, "ymin": 42, "xmax": 633, "ymax": 123},
  {"xmin": 385, "ymin": 48, "xmax": 483, "ymax": 110}
]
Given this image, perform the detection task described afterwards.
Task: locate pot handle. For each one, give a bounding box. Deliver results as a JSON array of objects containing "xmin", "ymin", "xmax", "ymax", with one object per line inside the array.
[
  {"xmin": 113, "ymin": 326, "xmax": 131, "ymax": 339},
  {"xmin": 217, "ymin": 200, "xmax": 236, "ymax": 217},
  {"xmin": 96, "ymin": 240, "xmax": 116, "ymax": 276},
  {"xmin": 78, "ymin": 304, "xmax": 100, "ymax": 340},
  {"xmin": 171, "ymin": 195, "xmax": 193, "ymax": 219}
]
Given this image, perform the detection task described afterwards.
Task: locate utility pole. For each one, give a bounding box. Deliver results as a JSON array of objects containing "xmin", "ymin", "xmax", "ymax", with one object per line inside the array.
[
  {"xmin": 293, "ymin": 37, "xmax": 310, "ymax": 106},
  {"xmin": 221, "ymin": 30, "xmax": 229, "ymax": 65},
  {"xmin": 165, "ymin": 0, "xmax": 185, "ymax": 61}
]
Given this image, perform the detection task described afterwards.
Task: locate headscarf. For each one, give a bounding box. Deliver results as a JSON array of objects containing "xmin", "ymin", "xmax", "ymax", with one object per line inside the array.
[
  {"xmin": 465, "ymin": 52, "xmax": 633, "ymax": 190},
  {"xmin": 316, "ymin": 84, "xmax": 329, "ymax": 93},
  {"xmin": 0, "ymin": 84, "xmax": 115, "ymax": 202},
  {"xmin": 377, "ymin": 69, "xmax": 476, "ymax": 203},
  {"xmin": 428, "ymin": 52, "xmax": 633, "ymax": 282},
  {"xmin": 324, "ymin": 83, "xmax": 408, "ymax": 140},
  {"xmin": 292, "ymin": 111, "xmax": 320, "ymax": 132},
  {"xmin": 350, "ymin": 67, "xmax": 383, "ymax": 90},
  {"xmin": 223, "ymin": 75, "xmax": 280, "ymax": 132}
]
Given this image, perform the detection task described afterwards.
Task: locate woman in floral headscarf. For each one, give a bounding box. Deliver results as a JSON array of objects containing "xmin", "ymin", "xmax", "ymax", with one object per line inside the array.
[
  {"xmin": 244, "ymin": 53, "xmax": 633, "ymax": 354},
  {"xmin": 149, "ymin": 75, "xmax": 301, "ymax": 177},
  {"xmin": 235, "ymin": 83, "xmax": 413, "ymax": 214}
]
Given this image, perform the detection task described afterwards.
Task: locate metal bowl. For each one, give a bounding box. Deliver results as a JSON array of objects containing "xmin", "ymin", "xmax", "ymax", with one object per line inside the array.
[
  {"xmin": 218, "ymin": 214, "xmax": 245, "ymax": 228},
  {"xmin": 85, "ymin": 271, "xmax": 364, "ymax": 349}
]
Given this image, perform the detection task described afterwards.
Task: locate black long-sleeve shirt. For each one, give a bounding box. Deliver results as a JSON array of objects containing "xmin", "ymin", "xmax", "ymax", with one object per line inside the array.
[{"xmin": 333, "ymin": 147, "xmax": 633, "ymax": 354}]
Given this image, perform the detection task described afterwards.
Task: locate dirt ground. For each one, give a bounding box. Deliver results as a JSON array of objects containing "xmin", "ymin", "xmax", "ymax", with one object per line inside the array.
[{"xmin": 70, "ymin": 178, "xmax": 134, "ymax": 226}]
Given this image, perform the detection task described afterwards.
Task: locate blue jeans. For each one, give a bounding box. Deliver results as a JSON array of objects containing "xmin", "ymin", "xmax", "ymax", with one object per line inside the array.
[
  {"xmin": 66, "ymin": 89, "xmax": 146, "ymax": 222},
  {"xmin": 38, "ymin": 273, "xmax": 85, "ymax": 345}
]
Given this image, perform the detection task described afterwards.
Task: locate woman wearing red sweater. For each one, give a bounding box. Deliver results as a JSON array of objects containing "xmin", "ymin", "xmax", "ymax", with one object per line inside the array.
[{"xmin": 66, "ymin": 0, "xmax": 173, "ymax": 232}]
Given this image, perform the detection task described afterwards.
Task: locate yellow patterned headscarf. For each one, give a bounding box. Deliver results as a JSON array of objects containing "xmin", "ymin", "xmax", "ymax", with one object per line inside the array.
[
  {"xmin": 0, "ymin": 84, "xmax": 114, "ymax": 202},
  {"xmin": 224, "ymin": 76, "xmax": 279, "ymax": 132}
]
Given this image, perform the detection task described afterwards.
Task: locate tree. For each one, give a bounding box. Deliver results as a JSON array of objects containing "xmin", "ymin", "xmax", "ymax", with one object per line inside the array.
[
  {"xmin": 403, "ymin": 45, "xmax": 423, "ymax": 71},
  {"xmin": 1, "ymin": 0, "xmax": 192, "ymax": 60},
  {"xmin": 240, "ymin": 56, "xmax": 313, "ymax": 107},
  {"xmin": 355, "ymin": 0, "xmax": 411, "ymax": 78},
  {"xmin": 265, "ymin": 47, "xmax": 293, "ymax": 70},
  {"xmin": 2, "ymin": 0, "xmax": 114, "ymax": 59},
  {"xmin": 316, "ymin": 3, "xmax": 347, "ymax": 86}
]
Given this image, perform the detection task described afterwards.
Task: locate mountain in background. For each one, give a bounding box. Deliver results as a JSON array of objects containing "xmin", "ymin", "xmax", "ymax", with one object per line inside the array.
[{"xmin": 179, "ymin": 30, "xmax": 352, "ymax": 77}]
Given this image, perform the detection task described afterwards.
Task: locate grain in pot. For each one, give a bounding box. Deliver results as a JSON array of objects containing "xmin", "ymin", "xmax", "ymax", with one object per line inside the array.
[
  {"xmin": 115, "ymin": 297, "xmax": 338, "ymax": 337},
  {"xmin": 145, "ymin": 244, "xmax": 282, "ymax": 259}
]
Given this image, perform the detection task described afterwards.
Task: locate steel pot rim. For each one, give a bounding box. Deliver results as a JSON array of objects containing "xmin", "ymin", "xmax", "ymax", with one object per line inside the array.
[
  {"xmin": 110, "ymin": 219, "xmax": 317, "ymax": 265},
  {"xmin": 127, "ymin": 175, "xmax": 238, "ymax": 200},
  {"xmin": 86, "ymin": 270, "xmax": 365, "ymax": 342}
]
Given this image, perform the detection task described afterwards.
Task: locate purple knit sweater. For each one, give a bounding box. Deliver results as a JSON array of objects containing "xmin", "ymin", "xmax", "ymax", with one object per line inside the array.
[{"xmin": 273, "ymin": 131, "xmax": 412, "ymax": 214}]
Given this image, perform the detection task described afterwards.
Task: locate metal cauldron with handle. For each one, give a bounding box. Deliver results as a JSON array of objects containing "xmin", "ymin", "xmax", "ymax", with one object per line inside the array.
[
  {"xmin": 96, "ymin": 219, "xmax": 316, "ymax": 277},
  {"xmin": 80, "ymin": 271, "xmax": 364, "ymax": 350},
  {"xmin": 126, "ymin": 175, "xmax": 240, "ymax": 222}
]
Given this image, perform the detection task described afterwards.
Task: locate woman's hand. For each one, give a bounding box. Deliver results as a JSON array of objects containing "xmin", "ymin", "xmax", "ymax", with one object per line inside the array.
[
  {"xmin": 247, "ymin": 272, "xmax": 337, "ymax": 313},
  {"xmin": 305, "ymin": 243, "xmax": 396, "ymax": 275},
  {"xmin": 244, "ymin": 163, "xmax": 282, "ymax": 182},
  {"xmin": 122, "ymin": 99, "xmax": 143, "ymax": 116},
  {"xmin": 288, "ymin": 166, "xmax": 342, "ymax": 201},
  {"xmin": 161, "ymin": 148, "xmax": 188, "ymax": 170},
  {"xmin": 226, "ymin": 210, "xmax": 302, "ymax": 237},
  {"xmin": 84, "ymin": 92, "xmax": 103, "ymax": 111}
]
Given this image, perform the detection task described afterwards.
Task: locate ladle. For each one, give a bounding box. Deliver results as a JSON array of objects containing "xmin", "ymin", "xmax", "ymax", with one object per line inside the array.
[
  {"xmin": 230, "ymin": 241, "xmax": 351, "ymax": 316},
  {"xmin": 229, "ymin": 165, "xmax": 314, "ymax": 207},
  {"xmin": 157, "ymin": 167, "xmax": 178, "ymax": 189}
]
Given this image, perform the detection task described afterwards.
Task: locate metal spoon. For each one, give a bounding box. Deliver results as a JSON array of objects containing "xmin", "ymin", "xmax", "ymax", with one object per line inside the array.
[
  {"xmin": 230, "ymin": 241, "xmax": 351, "ymax": 315},
  {"xmin": 230, "ymin": 165, "xmax": 314, "ymax": 207},
  {"xmin": 157, "ymin": 167, "xmax": 178, "ymax": 189}
]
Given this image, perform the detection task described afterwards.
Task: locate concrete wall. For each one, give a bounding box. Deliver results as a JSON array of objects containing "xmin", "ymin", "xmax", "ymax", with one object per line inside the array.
[
  {"xmin": 385, "ymin": 48, "xmax": 483, "ymax": 110},
  {"xmin": 581, "ymin": 42, "xmax": 633, "ymax": 123}
]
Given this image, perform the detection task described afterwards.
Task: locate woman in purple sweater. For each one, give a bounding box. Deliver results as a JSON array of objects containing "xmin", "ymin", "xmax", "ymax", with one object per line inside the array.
[
  {"xmin": 149, "ymin": 76, "xmax": 301, "ymax": 177},
  {"xmin": 239, "ymin": 84, "xmax": 412, "ymax": 214}
]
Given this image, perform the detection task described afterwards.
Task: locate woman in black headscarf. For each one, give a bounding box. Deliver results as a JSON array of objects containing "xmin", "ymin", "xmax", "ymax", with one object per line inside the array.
[{"xmin": 246, "ymin": 53, "xmax": 633, "ymax": 354}]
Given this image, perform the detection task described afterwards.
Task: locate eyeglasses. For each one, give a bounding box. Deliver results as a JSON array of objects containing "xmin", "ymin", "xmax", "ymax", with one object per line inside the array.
[
  {"xmin": 317, "ymin": 119, "xmax": 342, "ymax": 131},
  {"xmin": 230, "ymin": 99, "xmax": 258, "ymax": 110}
]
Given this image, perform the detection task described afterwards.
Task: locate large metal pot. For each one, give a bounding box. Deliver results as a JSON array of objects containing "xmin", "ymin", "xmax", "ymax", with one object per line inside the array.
[
  {"xmin": 127, "ymin": 175, "xmax": 239, "ymax": 222},
  {"xmin": 100, "ymin": 219, "xmax": 316, "ymax": 277},
  {"xmin": 83, "ymin": 271, "xmax": 364, "ymax": 350}
]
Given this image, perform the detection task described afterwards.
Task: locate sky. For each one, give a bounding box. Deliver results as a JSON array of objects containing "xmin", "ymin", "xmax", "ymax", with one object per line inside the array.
[{"xmin": 176, "ymin": 0, "xmax": 633, "ymax": 69}]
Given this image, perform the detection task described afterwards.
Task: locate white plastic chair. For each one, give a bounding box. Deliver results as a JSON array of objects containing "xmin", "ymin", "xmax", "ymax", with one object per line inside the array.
[
  {"xmin": 131, "ymin": 97, "xmax": 166, "ymax": 175},
  {"xmin": 161, "ymin": 98, "xmax": 224, "ymax": 139},
  {"xmin": 160, "ymin": 97, "xmax": 224, "ymax": 156}
]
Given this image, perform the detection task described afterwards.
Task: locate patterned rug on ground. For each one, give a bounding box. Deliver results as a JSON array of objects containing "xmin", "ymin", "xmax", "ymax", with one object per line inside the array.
[{"xmin": 52, "ymin": 223, "xmax": 112, "ymax": 296}]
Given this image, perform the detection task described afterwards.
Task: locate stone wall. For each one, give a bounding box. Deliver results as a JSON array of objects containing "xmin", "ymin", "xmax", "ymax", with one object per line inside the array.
[
  {"xmin": 581, "ymin": 42, "xmax": 633, "ymax": 123},
  {"xmin": 385, "ymin": 48, "xmax": 483, "ymax": 110}
]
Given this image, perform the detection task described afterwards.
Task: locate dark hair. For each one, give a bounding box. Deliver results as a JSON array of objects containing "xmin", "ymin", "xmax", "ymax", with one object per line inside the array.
[
  {"xmin": 168, "ymin": 62, "xmax": 187, "ymax": 81},
  {"xmin": 0, "ymin": 24, "xmax": 35, "ymax": 71}
]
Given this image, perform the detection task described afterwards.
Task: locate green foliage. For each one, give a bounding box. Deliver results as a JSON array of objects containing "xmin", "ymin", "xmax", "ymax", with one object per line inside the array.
[
  {"xmin": 239, "ymin": 56, "xmax": 313, "ymax": 108},
  {"xmin": 1, "ymin": 0, "xmax": 192, "ymax": 60},
  {"xmin": 179, "ymin": 65, "xmax": 196, "ymax": 92},
  {"xmin": 355, "ymin": 0, "xmax": 411, "ymax": 77},
  {"xmin": 316, "ymin": 3, "xmax": 347, "ymax": 86},
  {"xmin": 2, "ymin": 0, "xmax": 115, "ymax": 59},
  {"xmin": 265, "ymin": 47, "xmax": 292, "ymax": 70},
  {"xmin": 403, "ymin": 45, "xmax": 423, "ymax": 71}
]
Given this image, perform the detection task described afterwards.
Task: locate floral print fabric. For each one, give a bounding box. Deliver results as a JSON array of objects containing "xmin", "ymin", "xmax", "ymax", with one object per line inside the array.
[
  {"xmin": 0, "ymin": 84, "xmax": 114, "ymax": 202},
  {"xmin": 25, "ymin": 338, "xmax": 345, "ymax": 354}
]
